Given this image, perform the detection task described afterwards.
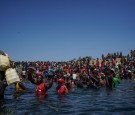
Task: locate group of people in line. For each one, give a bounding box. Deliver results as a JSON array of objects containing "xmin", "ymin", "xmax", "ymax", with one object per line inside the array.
[{"xmin": 0, "ymin": 50, "xmax": 135, "ymax": 101}]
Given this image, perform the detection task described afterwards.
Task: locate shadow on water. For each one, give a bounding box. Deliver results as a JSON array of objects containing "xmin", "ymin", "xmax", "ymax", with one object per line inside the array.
[{"xmin": 0, "ymin": 80, "xmax": 135, "ymax": 115}]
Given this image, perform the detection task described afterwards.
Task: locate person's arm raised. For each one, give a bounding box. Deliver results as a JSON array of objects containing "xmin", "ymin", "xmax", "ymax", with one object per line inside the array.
[
  {"xmin": 18, "ymin": 82, "xmax": 27, "ymax": 90},
  {"xmin": 27, "ymin": 67, "xmax": 37, "ymax": 84},
  {"xmin": 45, "ymin": 77, "xmax": 54, "ymax": 90}
]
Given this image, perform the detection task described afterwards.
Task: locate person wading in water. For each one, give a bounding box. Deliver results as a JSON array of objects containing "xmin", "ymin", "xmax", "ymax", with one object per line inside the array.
[{"xmin": 27, "ymin": 67, "xmax": 53, "ymax": 97}]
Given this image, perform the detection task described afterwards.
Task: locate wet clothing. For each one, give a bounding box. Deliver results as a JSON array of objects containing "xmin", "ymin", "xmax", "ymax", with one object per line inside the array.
[
  {"xmin": 56, "ymin": 85, "xmax": 68, "ymax": 95},
  {"xmin": 113, "ymin": 77, "xmax": 120, "ymax": 87},
  {"xmin": 36, "ymin": 83, "xmax": 46, "ymax": 95},
  {"xmin": 28, "ymin": 73, "xmax": 53, "ymax": 96}
]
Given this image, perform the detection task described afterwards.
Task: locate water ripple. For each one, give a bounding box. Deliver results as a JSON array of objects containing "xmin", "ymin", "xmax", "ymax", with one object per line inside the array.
[{"xmin": 1, "ymin": 80, "xmax": 135, "ymax": 115}]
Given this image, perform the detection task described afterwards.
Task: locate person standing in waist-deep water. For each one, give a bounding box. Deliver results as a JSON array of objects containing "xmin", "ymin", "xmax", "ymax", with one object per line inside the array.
[
  {"xmin": 56, "ymin": 78, "xmax": 68, "ymax": 95},
  {"xmin": 27, "ymin": 67, "xmax": 53, "ymax": 96}
]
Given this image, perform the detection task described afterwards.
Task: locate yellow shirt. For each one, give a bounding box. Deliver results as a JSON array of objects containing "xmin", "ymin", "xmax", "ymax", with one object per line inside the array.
[{"xmin": 16, "ymin": 82, "xmax": 24, "ymax": 91}]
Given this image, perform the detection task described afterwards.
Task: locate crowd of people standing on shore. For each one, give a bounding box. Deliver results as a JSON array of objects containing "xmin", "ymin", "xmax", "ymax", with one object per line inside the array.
[{"xmin": 0, "ymin": 50, "xmax": 135, "ymax": 100}]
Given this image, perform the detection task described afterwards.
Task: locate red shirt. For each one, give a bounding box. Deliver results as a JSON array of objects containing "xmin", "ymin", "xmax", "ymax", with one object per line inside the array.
[
  {"xmin": 36, "ymin": 83, "xmax": 46, "ymax": 95},
  {"xmin": 57, "ymin": 85, "xmax": 68, "ymax": 95}
]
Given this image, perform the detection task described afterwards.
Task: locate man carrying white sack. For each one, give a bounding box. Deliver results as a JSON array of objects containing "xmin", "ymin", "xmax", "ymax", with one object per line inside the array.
[
  {"xmin": 0, "ymin": 50, "xmax": 21, "ymax": 100},
  {"xmin": 0, "ymin": 50, "xmax": 8, "ymax": 100}
]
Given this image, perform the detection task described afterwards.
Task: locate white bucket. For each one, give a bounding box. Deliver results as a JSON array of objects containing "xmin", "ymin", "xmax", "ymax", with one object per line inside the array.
[
  {"xmin": 0, "ymin": 55, "xmax": 10, "ymax": 71},
  {"xmin": 5, "ymin": 68, "xmax": 20, "ymax": 85}
]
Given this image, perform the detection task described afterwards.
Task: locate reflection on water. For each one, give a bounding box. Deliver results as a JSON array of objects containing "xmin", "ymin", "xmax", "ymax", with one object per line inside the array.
[{"xmin": 1, "ymin": 80, "xmax": 135, "ymax": 115}]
